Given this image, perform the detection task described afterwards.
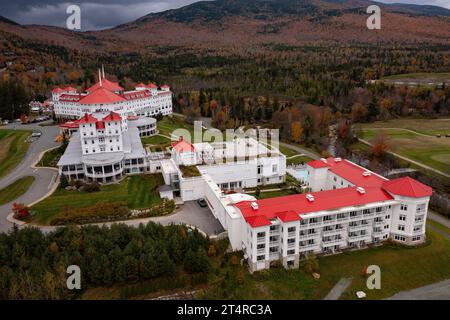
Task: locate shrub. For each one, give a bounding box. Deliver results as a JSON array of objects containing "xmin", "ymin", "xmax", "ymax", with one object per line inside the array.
[
  {"xmin": 60, "ymin": 174, "xmax": 69, "ymax": 189},
  {"xmin": 12, "ymin": 203, "xmax": 30, "ymax": 220},
  {"xmin": 84, "ymin": 181, "xmax": 100, "ymax": 193}
]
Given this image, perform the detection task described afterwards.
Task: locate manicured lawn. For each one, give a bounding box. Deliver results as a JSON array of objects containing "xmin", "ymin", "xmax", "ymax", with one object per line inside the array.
[
  {"xmin": 255, "ymin": 189, "xmax": 297, "ymax": 199},
  {"xmin": 0, "ymin": 176, "xmax": 35, "ymax": 205},
  {"xmin": 360, "ymin": 127, "xmax": 450, "ymax": 174},
  {"xmin": 0, "ymin": 129, "xmax": 31, "ymax": 178},
  {"xmin": 359, "ymin": 118, "xmax": 450, "ymax": 136},
  {"xmin": 157, "ymin": 116, "xmax": 197, "ymax": 139},
  {"xmin": 32, "ymin": 174, "xmax": 164, "ymax": 224},
  {"xmin": 141, "ymin": 134, "xmax": 171, "ymax": 146},
  {"xmin": 382, "ymin": 72, "xmax": 450, "ymax": 81},
  {"xmin": 37, "ymin": 146, "xmax": 64, "ymax": 167}
]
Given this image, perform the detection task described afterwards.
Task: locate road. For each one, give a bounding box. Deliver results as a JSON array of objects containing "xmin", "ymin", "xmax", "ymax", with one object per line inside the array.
[
  {"xmin": 0, "ymin": 122, "xmax": 60, "ymax": 233},
  {"xmin": 386, "ymin": 280, "xmax": 450, "ymax": 300},
  {"xmin": 358, "ymin": 138, "xmax": 450, "ymax": 178}
]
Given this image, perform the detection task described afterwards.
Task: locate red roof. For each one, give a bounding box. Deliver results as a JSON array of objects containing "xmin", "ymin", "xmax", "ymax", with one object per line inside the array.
[
  {"xmin": 96, "ymin": 121, "xmax": 105, "ymax": 130},
  {"xmin": 59, "ymin": 94, "xmax": 82, "ymax": 102},
  {"xmin": 382, "ymin": 177, "xmax": 432, "ymax": 198},
  {"xmin": 245, "ymin": 215, "xmax": 272, "ymax": 228},
  {"xmin": 307, "ymin": 159, "xmax": 330, "ymax": 169},
  {"xmin": 161, "ymin": 84, "xmax": 170, "ymax": 88},
  {"xmin": 52, "ymin": 87, "xmax": 64, "ymax": 93},
  {"xmin": 78, "ymin": 113, "xmax": 98, "ymax": 124},
  {"xmin": 236, "ymin": 187, "xmax": 393, "ymax": 228},
  {"xmin": 59, "ymin": 120, "xmax": 80, "ymax": 129},
  {"xmin": 147, "ymin": 83, "xmax": 157, "ymax": 88},
  {"xmin": 79, "ymin": 87, "xmax": 126, "ymax": 105},
  {"xmin": 123, "ymin": 90, "xmax": 152, "ymax": 100},
  {"xmin": 86, "ymin": 79, "xmax": 123, "ymax": 93},
  {"xmin": 172, "ymin": 137, "xmax": 195, "ymax": 153},
  {"xmin": 63, "ymin": 86, "xmax": 77, "ymax": 92},
  {"xmin": 102, "ymin": 111, "xmax": 121, "ymax": 122},
  {"xmin": 136, "ymin": 83, "xmax": 146, "ymax": 88}
]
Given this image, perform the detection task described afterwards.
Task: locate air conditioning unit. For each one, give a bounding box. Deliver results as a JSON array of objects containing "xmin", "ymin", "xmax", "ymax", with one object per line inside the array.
[
  {"xmin": 357, "ymin": 187, "xmax": 366, "ymax": 194},
  {"xmin": 251, "ymin": 202, "xmax": 259, "ymax": 210},
  {"xmin": 306, "ymin": 194, "xmax": 315, "ymax": 202},
  {"xmin": 362, "ymin": 171, "xmax": 371, "ymax": 177}
]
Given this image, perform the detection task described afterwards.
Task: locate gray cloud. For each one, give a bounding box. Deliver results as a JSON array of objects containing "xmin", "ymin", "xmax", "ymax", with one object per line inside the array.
[{"xmin": 1, "ymin": 0, "xmax": 449, "ymax": 30}]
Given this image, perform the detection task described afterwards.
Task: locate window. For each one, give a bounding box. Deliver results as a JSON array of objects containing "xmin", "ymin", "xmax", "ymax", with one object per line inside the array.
[
  {"xmin": 272, "ymin": 164, "xmax": 277, "ymax": 173},
  {"xmin": 257, "ymin": 232, "xmax": 266, "ymax": 238},
  {"xmin": 398, "ymin": 225, "xmax": 405, "ymax": 231},
  {"xmin": 287, "ymin": 249, "xmax": 295, "ymax": 255},
  {"xmin": 401, "ymin": 204, "xmax": 408, "ymax": 211},
  {"xmin": 412, "ymin": 236, "xmax": 421, "ymax": 242},
  {"xmin": 257, "ymin": 255, "xmax": 265, "ymax": 261},
  {"xmin": 399, "ymin": 214, "xmax": 406, "ymax": 221},
  {"xmin": 394, "ymin": 235, "xmax": 406, "ymax": 242},
  {"xmin": 288, "ymin": 227, "xmax": 296, "ymax": 233}
]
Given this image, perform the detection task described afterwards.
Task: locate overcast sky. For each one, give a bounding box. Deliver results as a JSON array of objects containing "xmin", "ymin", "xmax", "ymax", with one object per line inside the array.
[{"xmin": 0, "ymin": 0, "xmax": 449, "ymax": 30}]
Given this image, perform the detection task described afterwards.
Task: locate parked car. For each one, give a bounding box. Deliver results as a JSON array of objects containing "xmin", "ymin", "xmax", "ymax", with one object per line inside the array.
[
  {"xmin": 197, "ymin": 198, "xmax": 207, "ymax": 207},
  {"xmin": 31, "ymin": 132, "xmax": 42, "ymax": 138}
]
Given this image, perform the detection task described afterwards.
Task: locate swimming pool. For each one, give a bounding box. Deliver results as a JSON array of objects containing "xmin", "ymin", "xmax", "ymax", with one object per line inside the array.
[{"xmin": 287, "ymin": 167, "xmax": 309, "ymax": 183}]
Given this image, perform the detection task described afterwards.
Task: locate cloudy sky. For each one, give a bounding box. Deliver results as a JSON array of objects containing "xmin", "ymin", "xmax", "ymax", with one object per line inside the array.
[{"xmin": 0, "ymin": 0, "xmax": 449, "ymax": 30}]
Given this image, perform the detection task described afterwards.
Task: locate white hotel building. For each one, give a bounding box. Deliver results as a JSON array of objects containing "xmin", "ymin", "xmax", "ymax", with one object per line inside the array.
[
  {"xmin": 52, "ymin": 76, "xmax": 172, "ymax": 120},
  {"xmin": 53, "ymin": 77, "xmax": 431, "ymax": 273}
]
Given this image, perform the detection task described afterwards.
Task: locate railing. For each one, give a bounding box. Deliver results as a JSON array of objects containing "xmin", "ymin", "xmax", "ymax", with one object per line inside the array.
[
  {"xmin": 373, "ymin": 220, "xmax": 386, "ymax": 227},
  {"xmin": 298, "ymin": 233, "xmax": 319, "ymax": 240},
  {"xmin": 348, "ymin": 234, "xmax": 371, "ymax": 242},
  {"xmin": 257, "ymin": 237, "xmax": 266, "ymax": 243},
  {"xmin": 257, "ymin": 248, "xmax": 266, "ymax": 254},
  {"xmin": 287, "ymin": 232, "xmax": 296, "ymax": 238},
  {"xmin": 299, "ymin": 244, "xmax": 318, "ymax": 252},
  {"xmin": 269, "ymin": 241, "xmax": 279, "ymax": 247},
  {"xmin": 322, "ymin": 228, "xmax": 344, "ymax": 235},
  {"xmin": 287, "ymin": 242, "xmax": 296, "ymax": 249}
]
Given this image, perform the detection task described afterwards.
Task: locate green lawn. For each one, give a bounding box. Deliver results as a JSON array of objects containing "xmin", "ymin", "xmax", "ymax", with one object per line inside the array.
[
  {"xmin": 360, "ymin": 127, "xmax": 450, "ymax": 174},
  {"xmin": 382, "ymin": 72, "xmax": 450, "ymax": 81},
  {"xmin": 141, "ymin": 134, "xmax": 171, "ymax": 146},
  {"xmin": 32, "ymin": 174, "xmax": 164, "ymax": 224},
  {"xmin": 287, "ymin": 155, "xmax": 312, "ymax": 166},
  {"xmin": 0, "ymin": 176, "xmax": 35, "ymax": 205},
  {"xmin": 204, "ymin": 227, "xmax": 450, "ymax": 300},
  {"xmin": 37, "ymin": 146, "xmax": 64, "ymax": 167},
  {"xmin": 0, "ymin": 129, "xmax": 31, "ymax": 178},
  {"xmin": 256, "ymin": 189, "xmax": 297, "ymax": 199},
  {"xmin": 157, "ymin": 116, "xmax": 197, "ymax": 140}
]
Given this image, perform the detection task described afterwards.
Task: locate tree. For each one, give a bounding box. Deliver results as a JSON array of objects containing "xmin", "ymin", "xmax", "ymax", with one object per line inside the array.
[
  {"xmin": 371, "ymin": 133, "xmax": 390, "ymax": 158},
  {"xmin": 291, "ymin": 121, "xmax": 304, "ymax": 143},
  {"xmin": 183, "ymin": 248, "xmax": 210, "ymax": 273},
  {"xmin": 60, "ymin": 174, "xmax": 69, "ymax": 189}
]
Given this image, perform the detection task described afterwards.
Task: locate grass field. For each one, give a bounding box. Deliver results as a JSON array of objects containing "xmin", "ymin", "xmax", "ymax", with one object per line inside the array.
[
  {"xmin": 0, "ymin": 129, "xmax": 31, "ymax": 178},
  {"xmin": 382, "ymin": 72, "xmax": 450, "ymax": 81},
  {"xmin": 0, "ymin": 176, "xmax": 35, "ymax": 205},
  {"xmin": 32, "ymin": 174, "xmax": 164, "ymax": 224},
  {"xmin": 256, "ymin": 189, "xmax": 297, "ymax": 199},
  {"xmin": 157, "ymin": 116, "xmax": 197, "ymax": 139},
  {"xmin": 357, "ymin": 119, "xmax": 450, "ymax": 175}
]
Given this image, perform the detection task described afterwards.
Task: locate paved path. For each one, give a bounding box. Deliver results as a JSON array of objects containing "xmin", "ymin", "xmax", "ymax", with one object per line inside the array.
[
  {"xmin": 358, "ymin": 138, "xmax": 450, "ymax": 178},
  {"xmin": 0, "ymin": 122, "xmax": 60, "ymax": 233},
  {"xmin": 279, "ymin": 142, "xmax": 320, "ymax": 160},
  {"xmin": 428, "ymin": 211, "xmax": 450, "ymax": 229},
  {"xmin": 323, "ymin": 277, "xmax": 353, "ymax": 300},
  {"xmin": 386, "ymin": 279, "xmax": 450, "ymax": 300}
]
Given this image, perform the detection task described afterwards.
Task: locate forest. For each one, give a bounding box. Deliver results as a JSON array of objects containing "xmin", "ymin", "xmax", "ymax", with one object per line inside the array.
[{"xmin": 0, "ymin": 223, "xmax": 211, "ymax": 299}]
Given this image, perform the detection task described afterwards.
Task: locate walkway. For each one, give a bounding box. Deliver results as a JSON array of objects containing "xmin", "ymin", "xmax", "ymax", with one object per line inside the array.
[
  {"xmin": 279, "ymin": 142, "xmax": 320, "ymax": 160},
  {"xmin": 323, "ymin": 277, "xmax": 353, "ymax": 300},
  {"xmin": 0, "ymin": 122, "xmax": 60, "ymax": 233},
  {"xmin": 386, "ymin": 279, "xmax": 450, "ymax": 300}
]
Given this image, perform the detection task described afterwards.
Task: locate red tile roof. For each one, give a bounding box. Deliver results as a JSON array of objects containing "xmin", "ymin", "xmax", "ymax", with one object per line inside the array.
[
  {"xmin": 96, "ymin": 121, "xmax": 105, "ymax": 130},
  {"xmin": 78, "ymin": 113, "xmax": 98, "ymax": 124},
  {"xmin": 79, "ymin": 88, "xmax": 126, "ymax": 105},
  {"xmin": 59, "ymin": 94, "xmax": 82, "ymax": 102},
  {"xmin": 86, "ymin": 78, "xmax": 123, "ymax": 93},
  {"xmin": 136, "ymin": 83, "xmax": 146, "ymax": 88},
  {"xmin": 382, "ymin": 177, "xmax": 432, "ymax": 198},
  {"xmin": 245, "ymin": 215, "xmax": 272, "ymax": 228},
  {"xmin": 236, "ymin": 187, "xmax": 393, "ymax": 228},
  {"xmin": 172, "ymin": 137, "xmax": 195, "ymax": 153},
  {"xmin": 52, "ymin": 87, "xmax": 64, "ymax": 93},
  {"xmin": 147, "ymin": 83, "xmax": 157, "ymax": 88},
  {"xmin": 102, "ymin": 111, "xmax": 121, "ymax": 122},
  {"xmin": 63, "ymin": 86, "xmax": 77, "ymax": 92},
  {"xmin": 307, "ymin": 159, "xmax": 330, "ymax": 169},
  {"xmin": 59, "ymin": 120, "xmax": 80, "ymax": 129}
]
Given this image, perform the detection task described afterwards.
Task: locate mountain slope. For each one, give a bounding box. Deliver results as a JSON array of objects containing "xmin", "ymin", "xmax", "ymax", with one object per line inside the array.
[{"xmin": 0, "ymin": 0, "xmax": 450, "ymax": 53}]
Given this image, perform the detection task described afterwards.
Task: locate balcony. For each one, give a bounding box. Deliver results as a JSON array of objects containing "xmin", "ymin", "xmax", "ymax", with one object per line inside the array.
[
  {"xmin": 348, "ymin": 234, "xmax": 371, "ymax": 242},
  {"xmin": 257, "ymin": 237, "xmax": 266, "ymax": 243},
  {"xmin": 257, "ymin": 248, "xmax": 266, "ymax": 255},
  {"xmin": 322, "ymin": 228, "xmax": 345, "ymax": 236},
  {"xmin": 287, "ymin": 231, "xmax": 296, "ymax": 238},
  {"xmin": 298, "ymin": 233, "xmax": 319, "ymax": 240},
  {"xmin": 299, "ymin": 243, "xmax": 318, "ymax": 252},
  {"xmin": 269, "ymin": 241, "xmax": 279, "ymax": 247},
  {"xmin": 373, "ymin": 220, "xmax": 386, "ymax": 227}
]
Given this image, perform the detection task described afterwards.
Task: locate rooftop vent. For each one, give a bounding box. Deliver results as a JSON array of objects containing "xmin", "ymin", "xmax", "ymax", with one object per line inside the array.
[
  {"xmin": 251, "ymin": 202, "xmax": 259, "ymax": 210},
  {"xmin": 334, "ymin": 158, "xmax": 342, "ymax": 162},
  {"xmin": 320, "ymin": 158, "xmax": 327, "ymax": 163},
  {"xmin": 362, "ymin": 171, "xmax": 371, "ymax": 177},
  {"xmin": 306, "ymin": 194, "xmax": 315, "ymax": 202},
  {"xmin": 357, "ymin": 187, "xmax": 366, "ymax": 194}
]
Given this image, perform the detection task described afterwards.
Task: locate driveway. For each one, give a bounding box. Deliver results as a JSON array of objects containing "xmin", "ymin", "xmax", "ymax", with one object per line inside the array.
[{"xmin": 0, "ymin": 122, "xmax": 60, "ymax": 233}]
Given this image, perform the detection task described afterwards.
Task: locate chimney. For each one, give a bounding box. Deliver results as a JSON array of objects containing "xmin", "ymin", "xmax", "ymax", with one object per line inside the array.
[
  {"xmin": 99, "ymin": 69, "xmax": 102, "ymax": 87},
  {"xmin": 102, "ymin": 64, "xmax": 105, "ymax": 79},
  {"xmin": 251, "ymin": 202, "xmax": 259, "ymax": 211},
  {"xmin": 306, "ymin": 194, "xmax": 315, "ymax": 202},
  {"xmin": 357, "ymin": 187, "xmax": 366, "ymax": 194}
]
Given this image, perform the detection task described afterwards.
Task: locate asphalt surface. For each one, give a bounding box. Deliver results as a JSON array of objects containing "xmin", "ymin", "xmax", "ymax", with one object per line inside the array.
[
  {"xmin": 386, "ymin": 280, "xmax": 450, "ymax": 300},
  {"xmin": 0, "ymin": 122, "xmax": 60, "ymax": 233},
  {"xmin": 323, "ymin": 277, "xmax": 353, "ymax": 300}
]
